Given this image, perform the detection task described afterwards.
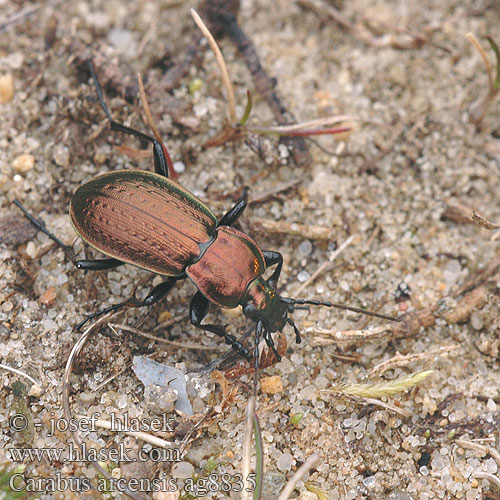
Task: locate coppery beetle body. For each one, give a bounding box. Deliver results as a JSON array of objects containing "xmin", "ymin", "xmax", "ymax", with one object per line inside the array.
[
  {"xmin": 70, "ymin": 170, "xmax": 267, "ymax": 310},
  {"xmin": 15, "ymin": 60, "xmax": 398, "ymax": 366}
]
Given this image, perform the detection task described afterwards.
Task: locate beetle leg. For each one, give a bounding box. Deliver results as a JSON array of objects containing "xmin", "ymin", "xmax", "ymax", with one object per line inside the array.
[
  {"xmin": 87, "ymin": 60, "xmax": 173, "ymax": 178},
  {"xmin": 14, "ymin": 200, "xmax": 126, "ymax": 271},
  {"xmin": 263, "ymin": 330, "xmax": 282, "ymax": 362},
  {"xmin": 189, "ymin": 291, "xmax": 252, "ymax": 360},
  {"xmin": 14, "ymin": 200, "xmax": 71, "ymax": 250},
  {"xmin": 217, "ymin": 187, "xmax": 249, "ymax": 227},
  {"xmin": 76, "ymin": 278, "xmax": 178, "ymax": 330},
  {"xmin": 262, "ymin": 250, "xmax": 283, "ymax": 286},
  {"xmin": 74, "ymin": 258, "xmax": 125, "ymax": 271}
]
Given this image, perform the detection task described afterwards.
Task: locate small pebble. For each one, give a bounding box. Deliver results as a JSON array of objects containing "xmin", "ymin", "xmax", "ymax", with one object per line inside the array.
[
  {"xmin": 278, "ymin": 144, "xmax": 289, "ymax": 159},
  {"xmin": 297, "ymin": 270, "xmax": 310, "ymax": 282},
  {"xmin": 108, "ymin": 29, "xmax": 136, "ymax": 57},
  {"xmin": 53, "ymin": 145, "xmax": 70, "ymax": 168},
  {"xmin": 470, "ymin": 312, "xmax": 483, "ymax": 330},
  {"xmin": 39, "ymin": 286, "xmax": 57, "ymax": 306},
  {"xmin": 486, "ymin": 398, "xmax": 497, "ymax": 412},
  {"xmin": 192, "ymin": 397, "xmax": 205, "ymax": 413},
  {"xmin": 297, "ymin": 240, "xmax": 313, "ymax": 257},
  {"xmin": 387, "ymin": 491, "xmax": 412, "ymax": 500},
  {"xmin": 12, "ymin": 154, "xmax": 35, "ymax": 174},
  {"xmin": 363, "ymin": 475, "xmax": 376, "ymax": 487},
  {"xmin": 260, "ymin": 375, "xmax": 284, "ymax": 394},
  {"xmin": 485, "ymin": 457, "xmax": 498, "ymax": 474},
  {"xmin": 171, "ymin": 461, "xmax": 194, "ymax": 479},
  {"xmin": 173, "ymin": 161, "xmax": 185, "ymax": 174},
  {"xmin": 0, "ymin": 73, "xmax": 14, "ymax": 103},
  {"xmin": 117, "ymin": 394, "xmax": 128, "ymax": 409},
  {"xmin": 42, "ymin": 318, "xmax": 57, "ymax": 331},
  {"xmin": 29, "ymin": 385, "xmax": 43, "ymax": 397},
  {"xmin": 277, "ymin": 452, "xmax": 293, "ymax": 472}
]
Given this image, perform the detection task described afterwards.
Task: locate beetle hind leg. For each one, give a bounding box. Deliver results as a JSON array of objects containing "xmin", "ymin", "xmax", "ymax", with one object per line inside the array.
[
  {"xmin": 190, "ymin": 291, "xmax": 251, "ymax": 360},
  {"xmin": 217, "ymin": 187, "xmax": 249, "ymax": 227},
  {"xmin": 76, "ymin": 278, "xmax": 178, "ymax": 330},
  {"xmin": 87, "ymin": 59, "xmax": 173, "ymax": 178},
  {"xmin": 14, "ymin": 200, "xmax": 125, "ymax": 271}
]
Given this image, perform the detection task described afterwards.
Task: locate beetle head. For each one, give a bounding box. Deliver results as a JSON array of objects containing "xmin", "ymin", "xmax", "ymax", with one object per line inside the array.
[
  {"xmin": 243, "ymin": 280, "xmax": 401, "ymax": 365},
  {"xmin": 243, "ymin": 277, "xmax": 290, "ymax": 334}
]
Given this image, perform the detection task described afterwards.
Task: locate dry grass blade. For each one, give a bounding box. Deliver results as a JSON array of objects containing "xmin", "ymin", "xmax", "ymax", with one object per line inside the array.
[
  {"xmin": 75, "ymin": 414, "xmax": 173, "ymax": 447},
  {"xmin": 472, "ymin": 472, "xmax": 500, "ymax": 489},
  {"xmin": 277, "ymin": 453, "xmax": 320, "ymax": 500},
  {"xmin": 247, "ymin": 114, "xmax": 356, "ymax": 135},
  {"xmin": 442, "ymin": 199, "xmax": 498, "ymax": 229},
  {"xmin": 330, "ymin": 370, "xmax": 433, "ymax": 399},
  {"xmin": 108, "ymin": 323, "xmax": 218, "ymax": 350},
  {"xmin": 467, "ymin": 33, "xmax": 494, "ymax": 93},
  {"xmin": 241, "ymin": 396, "xmax": 256, "ymax": 500},
  {"xmin": 471, "ymin": 211, "xmax": 499, "ymax": 229},
  {"xmin": 0, "ymin": 363, "xmax": 40, "ymax": 387},
  {"xmin": 191, "ymin": 8, "xmax": 237, "ymax": 123},
  {"xmin": 295, "ymin": 234, "xmax": 358, "ymax": 296},
  {"xmin": 137, "ymin": 72, "xmax": 162, "ymax": 143}
]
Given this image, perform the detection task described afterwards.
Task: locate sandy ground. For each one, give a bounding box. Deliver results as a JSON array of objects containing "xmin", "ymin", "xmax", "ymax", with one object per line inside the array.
[{"xmin": 1, "ymin": 0, "xmax": 500, "ymax": 499}]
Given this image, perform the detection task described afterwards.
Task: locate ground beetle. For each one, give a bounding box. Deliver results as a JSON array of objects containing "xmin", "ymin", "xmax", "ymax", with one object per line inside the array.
[{"xmin": 15, "ymin": 60, "xmax": 399, "ymax": 369}]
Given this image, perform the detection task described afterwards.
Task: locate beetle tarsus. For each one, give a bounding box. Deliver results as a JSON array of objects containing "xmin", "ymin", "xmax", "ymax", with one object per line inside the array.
[
  {"xmin": 14, "ymin": 199, "xmax": 69, "ymax": 250},
  {"xmin": 287, "ymin": 318, "xmax": 302, "ymax": 344},
  {"xmin": 76, "ymin": 300, "xmax": 131, "ymax": 330},
  {"xmin": 264, "ymin": 331, "xmax": 281, "ymax": 362}
]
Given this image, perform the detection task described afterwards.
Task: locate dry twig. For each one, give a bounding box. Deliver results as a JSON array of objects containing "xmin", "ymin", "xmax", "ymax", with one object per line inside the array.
[
  {"xmin": 295, "ymin": 234, "xmax": 358, "ymax": 296},
  {"xmin": 249, "ymin": 216, "xmax": 336, "ymax": 241},
  {"xmin": 370, "ymin": 345, "xmax": 460, "ymax": 376},
  {"xmin": 455, "ymin": 439, "xmax": 500, "ymax": 468}
]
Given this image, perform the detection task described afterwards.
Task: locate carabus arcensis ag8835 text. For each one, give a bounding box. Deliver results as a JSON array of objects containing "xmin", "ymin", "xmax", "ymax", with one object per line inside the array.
[{"xmin": 15, "ymin": 60, "xmax": 398, "ymax": 369}]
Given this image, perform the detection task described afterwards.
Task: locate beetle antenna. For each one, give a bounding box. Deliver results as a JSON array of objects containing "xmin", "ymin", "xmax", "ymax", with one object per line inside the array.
[{"xmin": 281, "ymin": 297, "xmax": 401, "ymax": 322}]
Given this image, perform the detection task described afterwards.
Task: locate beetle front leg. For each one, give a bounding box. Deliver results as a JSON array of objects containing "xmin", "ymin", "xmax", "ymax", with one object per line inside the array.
[
  {"xmin": 77, "ymin": 278, "xmax": 178, "ymax": 330},
  {"xmin": 217, "ymin": 187, "xmax": 248, "ymax": 227},
  {"xmin": 262, "ymin": 250, "xmax": 283, "ymax": 286},
  {"xmin": 189, "ymin": 291, "xmax": 252, "ymax": 360}
]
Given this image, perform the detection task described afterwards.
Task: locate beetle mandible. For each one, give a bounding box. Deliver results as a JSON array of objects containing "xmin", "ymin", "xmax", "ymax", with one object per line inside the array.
[{"xmin": 15, "ymin": 60, "xmax": 399, "ymax": 369}]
